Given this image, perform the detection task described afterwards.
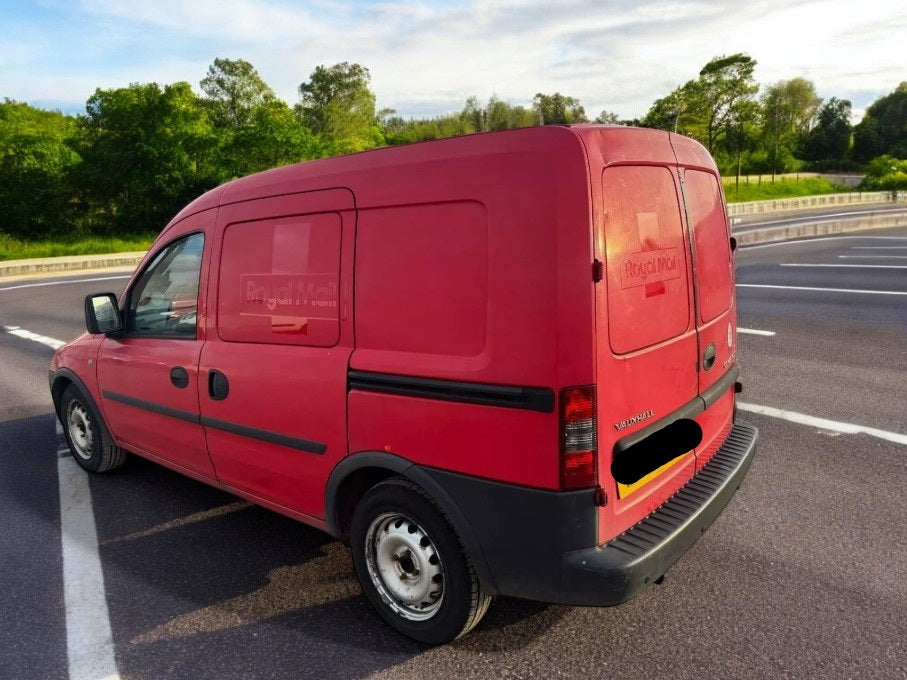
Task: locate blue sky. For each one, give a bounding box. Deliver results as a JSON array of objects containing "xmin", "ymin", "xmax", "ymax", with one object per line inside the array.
[{"xmin": 1, "ymin": 0, "xmax": 905, "ymax": 120}]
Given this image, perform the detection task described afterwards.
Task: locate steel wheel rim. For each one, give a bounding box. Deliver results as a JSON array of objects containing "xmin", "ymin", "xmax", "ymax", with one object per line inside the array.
[
  {"xmin": 365, "ymin": 512, "xmax": 445, "ymax": 621},
  {"xmin": 67, "ymin": 401, "xmax": 94, "ymax": 461}
]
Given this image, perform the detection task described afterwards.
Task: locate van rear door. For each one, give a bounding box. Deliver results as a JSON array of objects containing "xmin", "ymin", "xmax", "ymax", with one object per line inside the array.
[
  {"xmin": 595, "ymin": 161, "xmax": 700, "ymax": 529},
  {"xmin": 680, "ymin": 167, "xmax": 736, "ymax": 469}
]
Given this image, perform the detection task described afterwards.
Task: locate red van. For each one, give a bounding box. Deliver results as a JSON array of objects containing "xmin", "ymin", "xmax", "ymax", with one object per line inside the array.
[{"xmin": 50, "ymin": 125, "xmax": 757, "ymax": 644}]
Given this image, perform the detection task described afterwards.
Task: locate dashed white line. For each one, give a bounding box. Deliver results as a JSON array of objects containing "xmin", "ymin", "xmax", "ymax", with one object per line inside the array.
[
  {"xmin": 3, "ymin": 325, "xmax": 67, "ymax": 350},
  {"xmin": 838, "ymin": 254, "xmax": 907, "ymax": 259},
  {"xmin": 737, "ymin": 402, "xmax": 907, "ymax": 446},
  {"xmin": 738, "ymin": 327, "xmax": 776, "ymax": 336},
  {"xmin": 0, "ymin": 275, "xmax": 130, "ymax": 292},
  {"xmin": 779, "ymin": 263, "xmax": 907, "ymax": 269},
  {"xmin": 736, "ymin": 284, "xmax": 907, "ymax": 296},
  {"xmin": 851, "ymin": 246, "xmax": 907, "ymax": 250},
  {"xmin": 740, "ymin": 235, "xmax": 907, "ymax": 251},
  {"xmin": 58, "ymin": 455, "xmax": 121, "ymax": 680}
]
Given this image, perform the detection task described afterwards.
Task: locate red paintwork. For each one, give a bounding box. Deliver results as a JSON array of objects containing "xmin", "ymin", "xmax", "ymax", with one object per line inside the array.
[{"xmin": 54, "ymin": 125, "xmax": 737, "ymax": 547}]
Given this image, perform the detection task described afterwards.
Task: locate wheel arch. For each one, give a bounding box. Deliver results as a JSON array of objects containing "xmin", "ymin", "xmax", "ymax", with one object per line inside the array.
[
  {"xmin": 52, "ymin": 368, "xmax": 113, "ymax": 442},
  {"xmin": 325, "ymin": 451, "xmax": 499, "ymax": 595}
]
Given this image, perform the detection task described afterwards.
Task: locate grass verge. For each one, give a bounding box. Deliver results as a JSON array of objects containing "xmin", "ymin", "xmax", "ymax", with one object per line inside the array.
[
  {"xmin": 0, "ymin": 233, "xmax": 154, "ymax": 262},
  {"xmin": 722, "ymin": 176, "xmax": 852, "ymax": 202}
]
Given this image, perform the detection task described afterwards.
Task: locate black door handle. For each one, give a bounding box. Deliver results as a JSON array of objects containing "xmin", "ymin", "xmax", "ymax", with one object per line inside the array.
[
  {"xmin": 702, "ymin": 343, "xmax": 717, "ymax": 371},
  {"xmin": 170, "ymin": 366, "xmax": 189, "ymax": 389},
  {"xmin": 209, "ymin": 369, "xmax": 229, "ymax": 400}
]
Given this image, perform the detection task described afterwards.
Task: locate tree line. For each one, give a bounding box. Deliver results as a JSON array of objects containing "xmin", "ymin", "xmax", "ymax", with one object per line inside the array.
[{"xmin": 1, "ymin": 55, "xmax": 905, "ymax": 241}]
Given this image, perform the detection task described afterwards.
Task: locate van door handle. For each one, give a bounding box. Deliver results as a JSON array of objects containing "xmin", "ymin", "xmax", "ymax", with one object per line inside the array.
[
  {"xmin": 170, "ymin": 366, "xmax": 189, "ymax": 389},
  {"xmin": 208, "ymin": 369, "xmax": 230, "ymax": 400},
  {"xmin": 702, "ymin": 343, "xmax": 717, "ymax": 371}
]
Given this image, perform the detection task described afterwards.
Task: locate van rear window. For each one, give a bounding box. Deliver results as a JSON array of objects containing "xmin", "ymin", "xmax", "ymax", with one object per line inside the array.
[
  {"xmin": 683, "ymin": 169, "xmax": 733, "ymax": 324},
  {"xmin": 602, "ymin": 166, "xmax": 691, "ymax": 354},
  {"xmin": 217, "ymin": 213, "xmax": 341, "ymax": 346}
]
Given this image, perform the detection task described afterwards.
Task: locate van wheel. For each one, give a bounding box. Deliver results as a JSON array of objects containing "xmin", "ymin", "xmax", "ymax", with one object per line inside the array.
[
  {"xmin": 60, "ymin": 384, "xmax": 127, "ymax": 473},
  {"xmin": 350, "ymin": 478, "xmax": 491, "ymax": 644}
]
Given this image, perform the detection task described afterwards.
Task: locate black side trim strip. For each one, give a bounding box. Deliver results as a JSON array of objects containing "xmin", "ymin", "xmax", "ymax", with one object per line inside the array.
[
  {"xmin": 200, "ymin": 416, "xmax": 326, "ymax": 455},
  {"xmin": 102, "ymin": 390, "xmax": 326, "ymax": 454},
  {"xmin": 614, "ymin": 364, "xmax": 739, "ymax": 454},
  {"xmin": 103, "ymin": 390, "xmax": 199, "ymax": 424},
  {"xmin": 348, "ymin": 370, "xmax": 555, "ymax": 413}
]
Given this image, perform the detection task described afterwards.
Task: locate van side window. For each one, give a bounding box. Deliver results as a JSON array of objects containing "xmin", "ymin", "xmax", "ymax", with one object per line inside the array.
[
  {"xmin": 125, "ymin": 232, "xmax": 204, "ymax": 337},
  {"xmin": 217, "ymin": 214, "xmax": 341, "ymax": 347}
]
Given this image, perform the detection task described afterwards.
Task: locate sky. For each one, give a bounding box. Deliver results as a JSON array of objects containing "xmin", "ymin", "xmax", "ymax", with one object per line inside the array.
[{"xmin": 1, "ymin": 0, "xmax": 905, "ymax": 122}]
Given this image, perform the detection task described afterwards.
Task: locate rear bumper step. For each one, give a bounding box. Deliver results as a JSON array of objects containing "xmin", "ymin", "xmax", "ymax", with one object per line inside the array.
[{"xmin": 560, "ymin": 421, "xmax": 758, "ymax": 606}]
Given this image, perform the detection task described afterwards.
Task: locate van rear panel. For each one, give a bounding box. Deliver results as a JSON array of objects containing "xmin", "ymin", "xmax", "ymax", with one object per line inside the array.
[{"xmin": 577, "ymin": 127, "xmax": 738, "ymax": 543}]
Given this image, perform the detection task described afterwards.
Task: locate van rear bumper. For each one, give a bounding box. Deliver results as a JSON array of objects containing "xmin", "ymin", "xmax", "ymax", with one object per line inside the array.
[
  {"xmin": 421, "ymin": 421, "xmax": 757, "ymax": 605},
  {"xmin": 560, "ymin": 421, "xmax": 758, "ymax": 605}
]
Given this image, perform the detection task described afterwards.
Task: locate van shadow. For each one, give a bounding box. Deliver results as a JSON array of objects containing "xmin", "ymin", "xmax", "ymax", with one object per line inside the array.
[{"xmin": 90, "ymin": 454, "xmax": 564, "ymax": 679}]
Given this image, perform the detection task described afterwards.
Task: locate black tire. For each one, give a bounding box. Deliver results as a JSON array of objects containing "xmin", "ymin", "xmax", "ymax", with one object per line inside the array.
[
  {"xmin": 350, "ymin": 477, "xmax": 491, "ymax": 644},
  {"xmin": 60, "ymin": 384, "xmax": 127, "ymax": 473}
]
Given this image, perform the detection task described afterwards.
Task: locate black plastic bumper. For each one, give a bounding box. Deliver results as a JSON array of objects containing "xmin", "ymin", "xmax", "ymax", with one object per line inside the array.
[
  {"xmin": 561, "ymin": 422, "xmax": 758, "ymax": 605},
  {"xmin": 422, "ymin": 422, "xmax": 758, "ymax": 605}
]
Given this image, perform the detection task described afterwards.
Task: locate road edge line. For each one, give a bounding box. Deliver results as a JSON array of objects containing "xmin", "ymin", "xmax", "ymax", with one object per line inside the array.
[
  {"xmin": 737, "ymin": 402, "xmax": 907, "ymax": 446},
  {"xmin": 59, "ymin": 456, "xmax": 121, "ymax": 680}
]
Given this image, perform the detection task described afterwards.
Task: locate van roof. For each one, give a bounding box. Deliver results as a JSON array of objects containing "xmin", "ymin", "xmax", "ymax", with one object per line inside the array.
[{"xmin": 167, "ymin": 125, "xmax": 714, "ymax": 227}]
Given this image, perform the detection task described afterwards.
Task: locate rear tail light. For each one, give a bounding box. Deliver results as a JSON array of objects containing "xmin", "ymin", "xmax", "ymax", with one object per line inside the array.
[{"xmin": 560, "ymin": 386, "xmax": 597, "ymax": 489}]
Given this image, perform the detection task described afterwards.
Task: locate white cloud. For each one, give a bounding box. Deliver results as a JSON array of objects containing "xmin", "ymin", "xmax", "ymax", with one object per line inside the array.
[{"xmin": 4, "ymin": 0, "xmax": 906, "ymax": 119}]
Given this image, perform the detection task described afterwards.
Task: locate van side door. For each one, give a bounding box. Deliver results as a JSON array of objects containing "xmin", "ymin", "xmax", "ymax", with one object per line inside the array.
[
  {"xmin": 95, "ymin": 212, "xmax": 215, "ymax": 478},
  {"xmin": 198, "ymin": 188, "xmax": 355, "ymax": 521}
]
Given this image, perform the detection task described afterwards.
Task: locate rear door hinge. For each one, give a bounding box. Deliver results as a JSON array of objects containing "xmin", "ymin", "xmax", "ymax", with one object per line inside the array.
[{"xmin": 592, "ymin": 259, "xmax": 603, "ymax": 283}]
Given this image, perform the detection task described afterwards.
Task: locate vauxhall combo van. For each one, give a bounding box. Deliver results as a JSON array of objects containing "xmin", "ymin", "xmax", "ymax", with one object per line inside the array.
[{"xmin": 50, "ymin": 125, "xmax": 757, "ymax": 644}]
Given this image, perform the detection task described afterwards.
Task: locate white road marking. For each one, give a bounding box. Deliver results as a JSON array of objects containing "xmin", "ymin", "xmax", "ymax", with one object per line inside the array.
[
  {"xmin": 738, "ymin": 327, "xmax": 776, "ymax": 336},
  {"xmin": 3, "ymin": 325, "xmax": 67, "ymax": 350},
  {"xmin": 839, "ymin": 254, "xmax": 907, "ymax": 259},
  {"xmin": 58, "ymin": 455, "xmax": 121, "ymax": 680},
  {"xmin": 851, "ymin": 246, "xmax": 907, "ymax": 250},
  {"xmin": 0, "ymin": 275, "xmax": 129, "ymax": 292},
  {"xmin": 740, "ymin": 235, "xmax": 907, "ymax": 251},
  {"xmin": 737, "ymin": 402, "xmax": 907, "ymax": 446},
  {"xmin": 736, "ymin": 284, "xmax": 907, "ymax": 296},
  {"xmin": 779, "ymin": 263, "xmax": 907, "ymax": 269}
]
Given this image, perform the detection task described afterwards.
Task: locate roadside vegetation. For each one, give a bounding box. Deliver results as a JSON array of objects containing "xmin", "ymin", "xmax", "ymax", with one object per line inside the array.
[
  {"xmin": 1, "ymin": 57, "xmax": 904, "ymax": 260},
  {"xmin": 722, "ymin": 176, "xmax": 851, "ymax": 202},
  {"xmin": 0, "ymin": 233, "xmax": 154, "ymax": 262}
]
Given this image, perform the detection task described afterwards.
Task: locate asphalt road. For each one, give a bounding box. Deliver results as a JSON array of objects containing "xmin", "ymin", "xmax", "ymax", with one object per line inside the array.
[{"xmin": 1, "ymin": 228, "xmax": 905, "ymax": 680}]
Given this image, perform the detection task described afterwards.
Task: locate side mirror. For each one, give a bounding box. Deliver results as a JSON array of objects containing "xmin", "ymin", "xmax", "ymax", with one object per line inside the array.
[
  {"xmin": 85, "ymin": 293, "xmax": 123, "ymax": 335},
  {"xmin": 729, "ymin": 236, "xmax": 738, "ymax": 253}
]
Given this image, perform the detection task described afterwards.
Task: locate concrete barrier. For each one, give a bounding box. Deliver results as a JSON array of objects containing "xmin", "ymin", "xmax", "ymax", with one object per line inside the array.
[
  {"xmin": 727, "ymin": 191, "xmax": 905, "ymax": 217},
  {"xmin": 0, "ymin": 252, "xmax": 146, "ymax": 279},
  {"xmin": 734, "ymin": 209, "xmax": 907, "ymax": 245}
]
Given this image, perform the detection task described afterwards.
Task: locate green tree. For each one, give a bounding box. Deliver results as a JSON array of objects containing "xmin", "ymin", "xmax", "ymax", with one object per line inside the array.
[
  {"xmin": 75, "ymin": 82, "xmax": 218, "ymax": 234},
  {"xmin": 641, "ymin": 53, "xmax": 759, "ymax": 159},
  {"xmin": 853, "ymin": 82, "xmax": 907, "ymax": 162},
  {"xmin": 532, "ymin": 93, "xmax": 587, "ymax": 124},
  {"xmin": 297, "ymin": 62, "xmax": 380, "ymax": 154},
  {"xmin": 859, "ymin": 154, "xmax": 907, "ymax": 191},
  {"xmin": 801, "ymin": 97, "xmax": 852, "ymax": 164},
  {"xmin": 216, "ymin": 99, "xmax": 327, "ymax": 178},
  {"xmin": 696, "ymin": 53, "xmax": 759, "ymax": 153},
  {"xmin": 0, "ymin": 100, "xmax": 80, "ymax": 238},
  {"xmin": 594, "ymin": 110, "xmax": 621, "ymax": 124},
  {"xmin": 761, "ymin": 78, "xmax": 821, "ymax": 176},
  {"xmin": 200, "ymin": 58, "xmax": 276, "ymax": 127}
]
